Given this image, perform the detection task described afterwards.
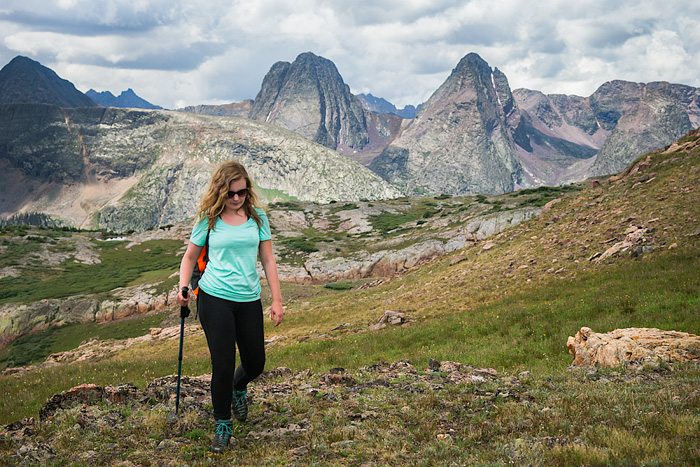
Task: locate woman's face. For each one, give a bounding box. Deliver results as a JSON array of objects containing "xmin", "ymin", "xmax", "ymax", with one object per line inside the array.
[{"xmin": 226, "ymin": 178, "xmax": 248, "ymax": 211}]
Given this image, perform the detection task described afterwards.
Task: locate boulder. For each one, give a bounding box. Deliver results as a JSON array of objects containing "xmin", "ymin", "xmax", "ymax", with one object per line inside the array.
[{"xmin": 567, "ymin": 327, "xmax": 700, "ymax": 368}]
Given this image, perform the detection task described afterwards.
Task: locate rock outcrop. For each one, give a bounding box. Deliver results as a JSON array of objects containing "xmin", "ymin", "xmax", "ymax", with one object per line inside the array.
[
  {"xmin": 567, "ymin": 327, "xmax": 700, "ymax": 368},
  {"xmin": 0, "ymin": 286, "xmax": 177, "ymax": 350},
  {"xmin": 177, "ymin": 100, "xmax": 253, "ymax": 117}
]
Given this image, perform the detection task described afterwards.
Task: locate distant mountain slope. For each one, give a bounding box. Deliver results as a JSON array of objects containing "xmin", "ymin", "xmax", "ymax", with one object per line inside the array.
[
  {"xmin": 86, "ymin": 88, "xmax": 162, "ymax": 109},
  {"xmin": 0, "ymin": 56, "xmax": 98, "ymax": 108},
  {"xmin": 356, "ymin": 93, "xmax": 420, "ymax": 119},
  {"xmin": 0, "ymin": 104, "xmax": 401, "ymax": 231},
  {"xmin": 177, "ymin": 100, "xmax": 253, "ymax": 117},
  {"xmin": 513, "ymin": 80, "xmax": 700, "ymax": 181}
]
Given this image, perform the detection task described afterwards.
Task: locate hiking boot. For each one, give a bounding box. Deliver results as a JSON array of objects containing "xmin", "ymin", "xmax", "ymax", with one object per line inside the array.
[
  {"xmin": 211, "ymin": 419, "xmax": 233, "ymax": 453},
  {"xmin": 232, "ymin": 388, "xmax": 248, "ymax": 421}
]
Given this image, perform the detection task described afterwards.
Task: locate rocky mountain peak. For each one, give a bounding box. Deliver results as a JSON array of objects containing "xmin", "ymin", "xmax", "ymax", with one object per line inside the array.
[
  {"xmin": 248, "ymin": 52, "xmax": 369, "ymax": 151},
  {"xmin": 87, "ymin": 88, "xmax": 162, "ymax": 110},
  {"xmin": 369, "ymin": 52, "xmax": 522, "ymax": 196},
  {"xmin": 0, "ymin": 56, "xmax": 99, "ymax": 108}
]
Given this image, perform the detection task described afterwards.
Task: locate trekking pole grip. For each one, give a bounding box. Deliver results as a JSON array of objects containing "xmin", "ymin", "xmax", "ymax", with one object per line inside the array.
[{"xmin": 180, "ymin": 287, "xmax": 190, "ymax": 319}]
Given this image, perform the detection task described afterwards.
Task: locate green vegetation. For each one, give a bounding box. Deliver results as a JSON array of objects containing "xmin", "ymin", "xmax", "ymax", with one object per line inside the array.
[
  {"xmin": 1, "ymin": 134, "xmax": 699, "ymax": 465},
  {"xmin": 323, "ymin": 281, "xmax": 353, "ymax": 291},
  {"xmin": 278, "ymin": 236, "xmax": 319, "ymax": 254},
  {"xmin": 368, "ymin": 198, "xmax": 444, "ymax": 234},
  {"xmin": 269, "ymin": 201, "xmax": 304, "ymax": 211},
  {"xmin": 0, "ymin": 312, "xmax": 169, "ymax": 367},
  {"xmin": 512, "ymin": 184, "xmax": 583, "ymax": 207},
  {"xmin": 0, "ymin": 237, "xmax": 182, "ymax": 304}
]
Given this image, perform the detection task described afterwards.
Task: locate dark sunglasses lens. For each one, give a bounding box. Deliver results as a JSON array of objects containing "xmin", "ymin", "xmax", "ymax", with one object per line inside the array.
[{"xmin": 227, "ymin": 189, "xmax": 248, "ymax": 198}]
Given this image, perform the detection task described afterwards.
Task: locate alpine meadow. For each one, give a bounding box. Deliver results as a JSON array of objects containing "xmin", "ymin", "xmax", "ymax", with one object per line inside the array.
[{"xmin": 0, "ymin": 50, "xmax": 699, "ymax": 466}]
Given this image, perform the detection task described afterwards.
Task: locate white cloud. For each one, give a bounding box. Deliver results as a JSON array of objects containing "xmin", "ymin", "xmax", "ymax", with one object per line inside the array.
[{"xmin": 0, "ymin": 0, "xmax": 699, "ymax": 109}]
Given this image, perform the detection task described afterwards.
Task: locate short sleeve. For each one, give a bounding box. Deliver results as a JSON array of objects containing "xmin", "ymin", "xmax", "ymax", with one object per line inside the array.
[
  {"xmin": 189, "ymin": 217, "xmax": 209, "ymax": 246},
  {"xmin": 257, "ymin": 208, "xmax": 271, "ymax": 241}
]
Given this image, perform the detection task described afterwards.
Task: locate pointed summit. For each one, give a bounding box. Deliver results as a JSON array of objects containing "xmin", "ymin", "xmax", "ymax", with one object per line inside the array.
[
  {"xmin": 86, "ymin": 88, "xmax": 162, "ymax": 109},
  {"xmin": 0, "ymin": 56, "xmax": 99, "ymax": 108},
  {"xmin": 369, "ymin": 52, "xmax": 522, "ymax": 196},
  {"xmin": 248, "ymin": 52, "xmax": 369, "ymax": 151}
]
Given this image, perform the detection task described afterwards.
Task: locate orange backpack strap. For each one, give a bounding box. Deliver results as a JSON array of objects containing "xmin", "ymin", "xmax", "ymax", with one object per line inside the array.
[{"xmin": 190, "ymin": 229, "xmax": 210, "ymax": 297}]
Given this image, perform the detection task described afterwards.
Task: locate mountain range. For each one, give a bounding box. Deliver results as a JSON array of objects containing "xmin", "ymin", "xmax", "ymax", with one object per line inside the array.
[
  {"xmin": 0, "ymin": 52, "xmax": 698, "ymax": 231},
  {"xmin": 86, "ymin": 88, "xmax": 162, "ymax": 110}
]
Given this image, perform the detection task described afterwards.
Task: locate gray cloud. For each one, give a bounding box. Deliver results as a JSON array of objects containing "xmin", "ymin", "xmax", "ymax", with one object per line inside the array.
[{"xmin": 0, "ymin": 0, "xmax": 699, "ymax": 110}]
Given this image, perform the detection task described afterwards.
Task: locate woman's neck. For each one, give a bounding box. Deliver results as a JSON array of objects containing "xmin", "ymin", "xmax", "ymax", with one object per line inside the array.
[{"xmin": 220, "ymin": 206, "xmax": 248, "ymax": 226}]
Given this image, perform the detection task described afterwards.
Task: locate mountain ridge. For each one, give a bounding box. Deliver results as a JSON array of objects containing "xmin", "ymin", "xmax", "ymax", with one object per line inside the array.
[
  {"xmin": 86, "ymin": 88, "xmax": 163, "ymax": 110},
  {"xmin": 356, "ymin": 93, "xmax": 420, "ymax": 119},
  {"xmin": 0, "ymin": 56, "xmax": 98, "ymax": 108}
]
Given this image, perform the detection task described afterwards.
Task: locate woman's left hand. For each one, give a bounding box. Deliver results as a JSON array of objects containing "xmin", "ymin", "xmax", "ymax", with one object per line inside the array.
[{"xmin": 270, "ymin": 302, "xmax": 284, "ymax": 326}]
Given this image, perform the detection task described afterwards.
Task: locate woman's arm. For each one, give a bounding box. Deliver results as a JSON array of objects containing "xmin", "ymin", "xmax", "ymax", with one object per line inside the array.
[
  {"xmin": 177, "ymin": 241, "xmax": 203, "ymax": 306},
  {"xmin": 259, "ymin": 239, "xmax": 283, "ymax": 326}
]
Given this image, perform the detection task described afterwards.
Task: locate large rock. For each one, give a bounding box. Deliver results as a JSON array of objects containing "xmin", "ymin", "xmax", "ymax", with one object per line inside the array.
[{"xmin": 567, "ymin": 327, "xmax": 700, "ymax": 367}]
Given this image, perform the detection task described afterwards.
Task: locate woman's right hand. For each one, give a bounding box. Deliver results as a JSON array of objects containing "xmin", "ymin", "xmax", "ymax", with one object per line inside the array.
[{"xmin": 176, "ymin": 287, "xmax": 191, "ymax": 307}]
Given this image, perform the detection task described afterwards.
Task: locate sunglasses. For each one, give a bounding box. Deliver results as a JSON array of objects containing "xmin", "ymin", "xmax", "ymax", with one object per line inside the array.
[{"xmin": 226, "ymin": 188, "xmax": 248, "ymax": 199}]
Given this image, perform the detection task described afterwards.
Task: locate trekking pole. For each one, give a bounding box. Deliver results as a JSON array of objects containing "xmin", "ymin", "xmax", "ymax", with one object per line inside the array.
[{"xmin": 175, "ymin": 287, "xmax": 190, "ymax": 415}]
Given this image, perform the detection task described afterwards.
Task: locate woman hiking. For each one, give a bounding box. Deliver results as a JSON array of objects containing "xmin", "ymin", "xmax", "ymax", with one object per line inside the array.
[{"xmin": 176, "ymin": 160, "xmax": 284, "ymax": 453}]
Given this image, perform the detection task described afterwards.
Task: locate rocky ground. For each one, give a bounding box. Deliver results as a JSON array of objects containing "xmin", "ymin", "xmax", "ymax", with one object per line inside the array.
[{"xmin": 3, "ymin": 357, "xmax": 698, "ymax": 466}]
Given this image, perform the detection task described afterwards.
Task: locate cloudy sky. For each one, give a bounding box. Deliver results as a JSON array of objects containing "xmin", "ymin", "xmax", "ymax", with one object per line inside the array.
[{"xmin": 1, "ymin": 0, "xmax": 698, "ymax": 110}]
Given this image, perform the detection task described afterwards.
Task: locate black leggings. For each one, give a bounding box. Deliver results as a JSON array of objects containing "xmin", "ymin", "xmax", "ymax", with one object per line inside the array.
[{"xmin": 197, "ymin": 289, "xmax": 266, "ymax": 421}]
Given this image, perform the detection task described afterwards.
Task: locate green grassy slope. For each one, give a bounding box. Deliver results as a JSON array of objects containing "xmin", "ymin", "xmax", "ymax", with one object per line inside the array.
[{"xmin": 1, "ymin": 129, "xmax": 699, "ymax": 465}]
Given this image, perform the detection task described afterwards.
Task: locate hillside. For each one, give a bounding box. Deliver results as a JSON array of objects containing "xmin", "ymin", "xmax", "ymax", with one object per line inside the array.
[
  {"xmin": 0, "ymin": 129, "xmax": 698, "ymax": 465},
  {"xmin": 0, "ymin": 187, "xmax": 559, "ymax": 350},
  {"xmin": 0, "ymin": 105, "xmax": 401, "ymax": 231}
]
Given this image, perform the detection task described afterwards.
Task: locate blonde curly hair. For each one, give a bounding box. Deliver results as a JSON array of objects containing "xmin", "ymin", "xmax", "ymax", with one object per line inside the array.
[{"xmin": 195, "ymin": 160, "xmax": 263, "ymax": 230}]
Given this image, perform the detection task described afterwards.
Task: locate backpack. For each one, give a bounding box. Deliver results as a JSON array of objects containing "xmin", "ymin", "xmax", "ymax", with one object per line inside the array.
[{"xmin": 190, "ymin": 229, "xmax": 210, "ymax": 297}]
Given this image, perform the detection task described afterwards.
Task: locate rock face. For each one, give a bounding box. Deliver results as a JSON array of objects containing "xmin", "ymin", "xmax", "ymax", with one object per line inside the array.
[
  {"xmin": 0, "ymin": 286, "xmax": 177, "ymax": 350},
  {"xmin": 588, "ymin": 92, "xmax": 693, "ymax": 176},
  {"xmin": 369, "ymin": 53, "xmax": 523, "ymax": 196},
  {"xmin": 513, "ymin": 79, "xmax": 700, "ymax": 183},
  {"xmin": 567, "ymin": 327, "xmax": 700, "ymax": 367},
  {"xmin": 248, "ymin": 52, "xmax": 370, "ymax": 151},
  {"xmin": 0, "ymin": 56, "xmax": 98, "ymax": 108},
  {"xmin": 0, "ymin": 105, "xmax": 401, "ymax": 231},
  {"xmin": 356, "ymin": 93, "xmax": 420, "ymax": 119}
]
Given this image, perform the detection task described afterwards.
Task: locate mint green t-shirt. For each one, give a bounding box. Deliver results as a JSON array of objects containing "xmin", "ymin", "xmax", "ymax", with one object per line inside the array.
[{"xmin": 189, "ymin": 208, "xmax": 271, "ymax": 302}]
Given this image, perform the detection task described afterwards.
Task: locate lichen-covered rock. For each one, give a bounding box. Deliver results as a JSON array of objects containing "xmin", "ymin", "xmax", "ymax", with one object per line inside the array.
[{"xmin": 567, "ymin": 327, "xmax": 700, "ymax": 368}]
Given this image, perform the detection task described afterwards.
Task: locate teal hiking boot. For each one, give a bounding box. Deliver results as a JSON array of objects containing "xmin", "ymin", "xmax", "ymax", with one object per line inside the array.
[
  {"xmin": 211, "ymin": 419, "xmax": 233, "ymax": 453},
  {"xmin": 232, "ymin": 388, "xmax": 248, "ymax": 421}
]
